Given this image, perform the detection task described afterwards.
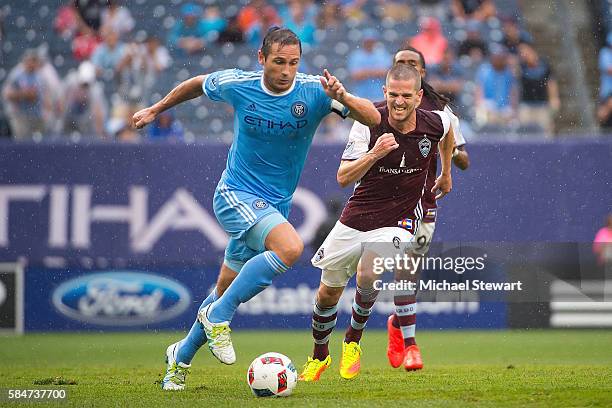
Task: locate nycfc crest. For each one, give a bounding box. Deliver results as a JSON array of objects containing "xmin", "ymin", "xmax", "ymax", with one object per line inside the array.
[
  {"xmin": 252, "ymin": 199, "xmax": 269, "ymax": 210},
  {"xmin": 291, "ymin": 101, "xmax": 308, "ymax": 118},
  {"xmin": 419, "ymin": 136, "xmax": 431, "ymax": 157}
]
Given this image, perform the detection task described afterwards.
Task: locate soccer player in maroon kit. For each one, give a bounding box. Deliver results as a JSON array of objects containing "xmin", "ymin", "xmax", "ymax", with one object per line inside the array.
[
  {"xmin": 299, "ymin": 63, "xmax": 456, "ymax": 381},
  {"xmin": 384, "ymin": 46, "xmax": 470, "ymax": 372}
]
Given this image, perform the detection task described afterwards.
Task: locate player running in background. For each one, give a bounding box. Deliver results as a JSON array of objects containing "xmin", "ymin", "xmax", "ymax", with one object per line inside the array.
[
  {"xmin": 299, "ymin": 63, "xmax": 455, "ymax": 381},
  {"xmin": 133, "ymin": 27, "xmax": 380, "ymax": 390},
  {"xmin": 384, "ymin": 46, "xmax": 469, "ymax": 371}
]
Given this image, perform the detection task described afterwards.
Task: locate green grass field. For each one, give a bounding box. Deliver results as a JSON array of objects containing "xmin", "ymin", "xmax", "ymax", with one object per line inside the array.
[{"xmin": 0, "ymin": 330, "xmax": 611, "ymax": 407}]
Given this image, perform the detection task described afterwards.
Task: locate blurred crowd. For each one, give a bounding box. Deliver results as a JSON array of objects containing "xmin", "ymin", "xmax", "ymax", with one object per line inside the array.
[{"xmin": 0, "ymin": 0, "xmax": 570, "ymax": 142}]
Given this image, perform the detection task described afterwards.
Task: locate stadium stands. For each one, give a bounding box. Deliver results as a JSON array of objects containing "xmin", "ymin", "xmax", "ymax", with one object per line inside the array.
[{"xmin": 0, "ymin": 0, "xmax": 597, "ymax": 141}]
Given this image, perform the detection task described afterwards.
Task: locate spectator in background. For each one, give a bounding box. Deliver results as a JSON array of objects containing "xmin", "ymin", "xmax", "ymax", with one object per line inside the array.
[
  {"xmin": 237, "ymin": 0, "xmax": 268, "ymax": 34},
  {"xmin": 120, "ymin": 36, "xmax": 171, "ymax": 104},
  {"xmin": 71, "ymin": 27, "xmax": 100, "ymax": 61},
  {"xmin": 501, "ymin": 17, "xmax": 533, "ymax": 55},
  {"xmin": 593, "ymin": 214, "xmax": 612, "ymax": 266},
  {"xmin": 200, "ymin": 6, "xmax": 227, "ymax": 42},
  {"xmin": 168, "ymin": 3, "xmax": 206, "ymax": 54},
  {"xmin": 54, "ymin": 4, "xmax": 80, "ymax": 40},
  {"xmin": 36, "ymin": 46, "xmax": 64, "ymax": 135},
  {"xmin": 111, "ymin": 100, "xmax": 142, "ymax": 142},
  {"xmin": 374, "ymin": 0, "xmax": 413, "ymax": 24},
  {"xmin": 217, "ymin": 13, "xmax": 244, "ymax": 44},
  {"xmin": 2, "ymin": 50, "xmax": 51, "ymax": 139},
  {"xmin": 147, "ymin": 111, "xmax": 184, "ymax": 141},
  {"xmin": 61, "ymin": 61, "xmax": 107, "ymax": 138},
  {"xmin": 517, "ymin": 42, "xmax": 559, "ymax": 135},
  {"xmin": 474, "ymin": 45, "xmax": 517, "ymax": 128},
  {"xmin": 245, "ymin": 6, "xmax": 281, "ymax": 48},
  {"xmin": 417, "ymin": 0, "xmax": 447, "ymax": 20},
  {"xmin": 598, "ymin": 32, "xmax": 612, "ymax": 102},
  {"xmin": 100, "ymin": 0, "xmax": 134, "ymax": 39},
  {"xmin": 428, "ymin": 48, "xmax": 466, "ymax": 105},
  {"xmin": 284, "ymin": 0, "xmax": 317, "ymax": 47},
  {"xmin": 348, "ymin": 29, "xmax": 390, "ymax": 101},
  {"xmin": 58, "ymin": 1, "xmax": 102, "ymax": 61},
  {"xmin": 409, "ymin": 17, "xmax": 448, "ymax": 66},
  {"xmin": 73, "ymin": 0, "xmax": 107, "ymax": 33},
  {"xmin": 91, "ymin": 29, "xmax": 126, "ymax": 80},
  {"xmin": 457, "ymin": 20, "xmax": 488, "ymax": 67},
  {"xmin": 451, "ymin": 0, "xmax": 497, "ymax": 23},
  {"xmin": 342, "ymin": 0, "xmax": 369, "ymax": 25},
  {"xmin": 317, "ymin": 1, "xmax": 342, "ymax": 30}
]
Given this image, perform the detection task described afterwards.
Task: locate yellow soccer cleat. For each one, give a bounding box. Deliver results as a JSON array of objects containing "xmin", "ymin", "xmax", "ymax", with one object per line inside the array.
[
  {"xmin": 339, "ymin": 341, "xmax": 362, "ymax": 379},
  {"xmin": 298, "ymin": 355, "xmax": 332, "ymax": 382}
]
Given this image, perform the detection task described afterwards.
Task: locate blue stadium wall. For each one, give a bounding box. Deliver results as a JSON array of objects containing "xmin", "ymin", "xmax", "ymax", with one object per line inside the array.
[{"xmin": 0, "ymin": 139, "xmax": 610, "ymax": 331}]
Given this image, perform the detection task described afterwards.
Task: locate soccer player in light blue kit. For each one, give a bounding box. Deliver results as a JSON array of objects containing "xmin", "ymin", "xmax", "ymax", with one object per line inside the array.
[{"xmin": 133, "ymin": 28, "xmax": 380, "ymax": 390}]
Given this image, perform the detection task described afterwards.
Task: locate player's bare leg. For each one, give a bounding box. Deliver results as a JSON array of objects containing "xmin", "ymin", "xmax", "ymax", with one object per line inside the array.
[{"xmin": 300, "ymin": 282, "xmax": 344, "ymax": 381}]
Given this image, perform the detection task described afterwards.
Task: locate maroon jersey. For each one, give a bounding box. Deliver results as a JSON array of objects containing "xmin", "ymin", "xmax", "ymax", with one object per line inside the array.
[
  {"xmin": 376, "ymin": 94, "xmax": 465, "ymax": 223},
  {"xmin": 339, "ymin": 106, "xmax": 449, "ymax": 232}
]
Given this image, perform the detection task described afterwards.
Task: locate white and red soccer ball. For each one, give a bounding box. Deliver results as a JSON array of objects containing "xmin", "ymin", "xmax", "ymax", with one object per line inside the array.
[{"xmin": 247, "ymin": 352, "xmax": 297, "ymax": 397}]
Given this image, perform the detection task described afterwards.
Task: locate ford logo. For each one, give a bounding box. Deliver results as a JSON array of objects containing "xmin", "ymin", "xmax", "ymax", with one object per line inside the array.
[{"xmin": 52, "ymin": 271, "xmax": 191, "ymax": 326}]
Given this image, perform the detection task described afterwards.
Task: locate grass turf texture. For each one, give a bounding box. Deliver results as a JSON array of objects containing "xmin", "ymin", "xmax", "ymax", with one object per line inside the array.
[{"xmin": 0, "ymin": 330, "xmax": 611, "ymax": 407}]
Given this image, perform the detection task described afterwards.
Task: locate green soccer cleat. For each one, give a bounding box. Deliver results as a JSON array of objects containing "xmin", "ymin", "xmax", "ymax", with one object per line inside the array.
[
  {"xmin": 162, "ymin": 342, "xmax": 191, "ymax": 391},
  {"xmin": 197, "ymin": 304, "xmax": 236, "ymax": 365}
]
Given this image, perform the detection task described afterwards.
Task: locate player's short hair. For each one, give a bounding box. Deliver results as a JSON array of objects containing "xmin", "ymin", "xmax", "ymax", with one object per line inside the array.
[
  {"xmin": 261, "ymin": 27, "xmax": 302, "ymax": 58},
  {"xmin": 386, "ymin": 64, "xmax": 422, "ymax": 91}
]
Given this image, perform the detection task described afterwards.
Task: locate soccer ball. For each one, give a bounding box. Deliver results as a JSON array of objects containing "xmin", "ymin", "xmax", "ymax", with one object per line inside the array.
[{"xmin": 247, "ymin": 352, "xmax": 297, "ymax": 397}]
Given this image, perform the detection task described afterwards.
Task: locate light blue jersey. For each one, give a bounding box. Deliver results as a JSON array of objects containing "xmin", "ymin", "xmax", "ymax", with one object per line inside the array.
[
  {"xmin": 203, "ymin": 69, "xmax": 347, "ymax": 206},
  {"xmin": 203, "ymin": 69, "xmax": 349, "ymax": 269}
]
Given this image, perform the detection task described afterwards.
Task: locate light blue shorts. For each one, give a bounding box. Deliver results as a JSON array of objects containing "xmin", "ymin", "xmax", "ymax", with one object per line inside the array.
[{"xmin": 213, "ymin": 181, "xmax": 290, "ymax": 272}]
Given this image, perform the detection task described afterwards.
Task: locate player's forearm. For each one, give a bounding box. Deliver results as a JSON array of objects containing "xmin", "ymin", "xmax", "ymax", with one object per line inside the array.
[
  {"xmin": 342, "ymin": 93, "xmax": 381, "ymax": 126},
  {"xmin": 337, "ymin": 155, "xmax": 378, "ymax": 188},
  {"xmin": 151, "ymin": 75, "xmax": 205, "ymax": 115},
  {"xmin": 438, "ymin": 130, "xmax": 454, "ymax": 176},
  {"xmin": 452, "ymin": 147, "xmax": 470, "ymax": 170}
]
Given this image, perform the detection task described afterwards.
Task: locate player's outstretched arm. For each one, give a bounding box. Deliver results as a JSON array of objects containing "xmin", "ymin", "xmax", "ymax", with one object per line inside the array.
[
  {"xmin": 320, "ymin": 69, "xmax": 380, "ymax": 126},
  {"xmin": 337, "ymin": 133, "xmax": 398, "ymax": 187},
  {"xmin": 133, "ymin": 75, "xmax": 206, "ymax": 129},
  {"xmin": 432, "ymin": 126, "xmax": 454, "ymax": 200}
]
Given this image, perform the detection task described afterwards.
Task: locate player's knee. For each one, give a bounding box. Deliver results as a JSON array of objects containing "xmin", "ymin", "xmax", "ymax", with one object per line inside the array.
[
  {"xmin": 275, "ymin": 239, "xmax": 304, "ymax": 267},
  {"xmin": 317, "ymin": 283, "xmax": 344, "ymax": 307}
]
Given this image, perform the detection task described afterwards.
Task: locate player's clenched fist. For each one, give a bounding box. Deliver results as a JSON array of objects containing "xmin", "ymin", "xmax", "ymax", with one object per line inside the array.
[
  {"xmin": 369, "ymin": 133, "xmax": 399, "ymax": 159},
  {"xmin": 132, "ymin": 107, "xmax": 157, "ymax": 129},
  {"xmin": 320, "ymin": 69, "xmax": 346, "ymax": 102}
]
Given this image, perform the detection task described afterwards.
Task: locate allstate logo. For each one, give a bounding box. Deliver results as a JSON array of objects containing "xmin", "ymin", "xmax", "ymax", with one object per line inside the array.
[
  {"xmin": 252, "ymin": 199, "xmax": 269, "ymax": 210},
  {"xmin": 291, "ymin": 101, "xmax": 308, "ymax": 118},
  {"xmin": 52, "ymin": 271, "xmax": 191, "ymax": 326}
]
